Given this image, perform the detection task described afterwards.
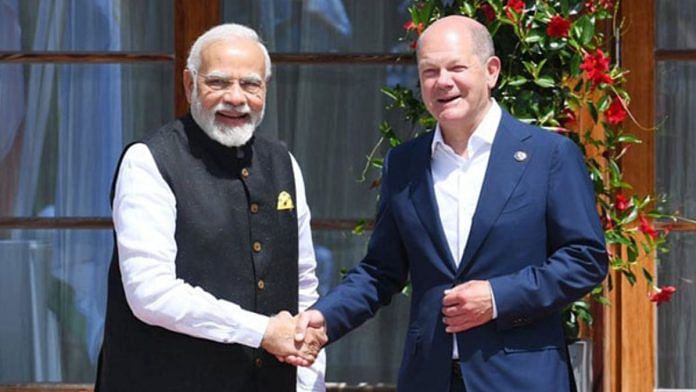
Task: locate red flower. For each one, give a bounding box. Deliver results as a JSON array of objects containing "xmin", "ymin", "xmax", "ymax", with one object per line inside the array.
[
  {"xmin": 480, "ymin": 3, "xmax": 496, "ymax": 22},
  {"xmin": 561, "ymin": 107, "xmax": 577, "ymax": 128},
  {"xmin": 614, "ymin": 193, "xmax": 629, "ymax": 212},
  {"xmin": 639, "ymin": 215, "xmax": 658, "ymax": 239},
  {"xmin": 604, "ymin": 213, "xmax": 614, "ymax": 230},
  {"xmin": 547, "ymin": 15, "xmax": 571, "ymax": 38},
  {"xmin": 580, "ymin": 49, "xmax": 613, "ymax": 88},
  {"xmin": 584, "ymin": 0, "xmax": 613, "ymax": 13},
  {"xmin": 604, "ymin": 97, "xmax": 627, "ymax": 125},
  {"xmin": 599, "ymin": 0, "xmax": 615, "ymax": 9},
  {"xmin": 403, "ymin": 20, "xmax": 424, "ymax": 35},
  {"xmin": 505, "ymin": 0, "xmax": 525, "ymax": 20},
  {"xmin": 649, "ymin": 286, "xmax": 677, "ymax": 305}
]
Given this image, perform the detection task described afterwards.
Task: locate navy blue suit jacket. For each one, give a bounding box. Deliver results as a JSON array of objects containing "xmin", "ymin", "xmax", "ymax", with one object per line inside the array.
[{"xmin": 313, "ymin": 110, "xmax": 608, "ymax": 391}]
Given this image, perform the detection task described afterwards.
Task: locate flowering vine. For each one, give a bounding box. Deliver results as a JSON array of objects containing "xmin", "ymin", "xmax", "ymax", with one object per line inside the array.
[{"xmin": 363, "ymin": 0, "xmax": 677, "ymax": 340}]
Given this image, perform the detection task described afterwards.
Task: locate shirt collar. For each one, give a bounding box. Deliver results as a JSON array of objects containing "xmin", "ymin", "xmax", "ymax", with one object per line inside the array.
[{"xmin": 430, "ymin": 99, "xmax": 502, "ymax": 158}]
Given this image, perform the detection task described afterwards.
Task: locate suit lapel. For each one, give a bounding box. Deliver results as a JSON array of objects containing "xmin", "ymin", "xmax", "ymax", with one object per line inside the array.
[
  {"xmin": 408, "ymin": 134, "xmax": 458, "ymax": 274},
  {"xmin": 457, "ymin": 111, "xmax": 533, "ymax": 275}
]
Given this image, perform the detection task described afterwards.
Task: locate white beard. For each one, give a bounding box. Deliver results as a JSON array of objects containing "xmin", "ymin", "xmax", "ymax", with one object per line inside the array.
[{"xmin": 190, "ymin": 83, "xmax": 265, "ymax": 147}]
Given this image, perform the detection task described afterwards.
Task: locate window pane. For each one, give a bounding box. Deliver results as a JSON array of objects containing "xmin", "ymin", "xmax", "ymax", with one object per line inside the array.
[
  {"xmin": 656, "ymin": 61, "xmax": 696, "ymax": 219},
  {"xmin": 222, "ymin": 0, "xmax": 412, "ymax": 53},
  {"xmin": 0, "ymin": 228, "xmax": 112, "ymax": 383},
  {"xmin": 0, "ymin": 63, "xmax": 174, "ymax": 218},
  {"xmin": 656, "ymin": 0, "xmax": 696, "ymax": 50},
  {"xmin": 257, "ymin": 63, "xmax": 419, "ymax": 220},
  {"xmin": 1, "ymin": 0, "xmax": 173, "ymax": 52},
  {"xmin": 656, "ymin": 233, "xmax": 696, "ymax": 388},
  {"xmin": 655, "ymin": 60, "xmax": 696, "ymax": 388},
  {"xmin": 313, "ymin": 230, "xmax": 408, "ymax": 384}
]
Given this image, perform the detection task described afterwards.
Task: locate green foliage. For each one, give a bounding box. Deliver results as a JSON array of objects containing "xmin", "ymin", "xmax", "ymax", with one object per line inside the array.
[{"xmin": 372, "ymin": 0, "xmax": 677, "ymax": 341}]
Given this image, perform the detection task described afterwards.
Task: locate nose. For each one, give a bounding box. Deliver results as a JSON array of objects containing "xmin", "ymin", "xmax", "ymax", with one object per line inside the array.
[
  {"xmin": 435, "ymin": 70, "xmax": 454, "ymax": 89},
  {"xmin": 221, "ymin": 82, "xmax": 246, "ymax": 106}
]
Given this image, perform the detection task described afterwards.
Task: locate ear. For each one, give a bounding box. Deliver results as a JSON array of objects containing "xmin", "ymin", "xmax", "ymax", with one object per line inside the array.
[
  {"xmin": 183, "ymin": 69, "xmax": 194, "ymax": 104},
  {"xmin": 485, "ymin": 56, "xmax": 501, "ymax": 89}
]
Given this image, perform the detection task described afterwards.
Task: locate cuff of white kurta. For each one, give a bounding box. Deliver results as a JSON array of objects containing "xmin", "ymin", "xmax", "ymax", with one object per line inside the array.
[{"xmin": 228, "ymin": 308, "xmax": 269, "ymax": 348}]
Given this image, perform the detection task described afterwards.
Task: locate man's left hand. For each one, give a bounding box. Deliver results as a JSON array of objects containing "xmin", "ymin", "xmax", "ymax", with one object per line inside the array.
[{"xmin": 441, "ymin": 280, "xmax": 493, "ymax": 333}]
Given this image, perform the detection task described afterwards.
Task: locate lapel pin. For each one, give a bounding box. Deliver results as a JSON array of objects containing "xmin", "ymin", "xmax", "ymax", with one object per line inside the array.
[
  {"xmin": 513, "ymin": 151, "xmax": 528, "ymax": 162},
  {"xmin": 277, "ymin": 191, "xmax": 294, "ymax": 211}
]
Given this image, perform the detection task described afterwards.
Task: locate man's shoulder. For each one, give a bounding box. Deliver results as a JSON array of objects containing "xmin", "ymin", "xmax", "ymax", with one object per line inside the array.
[
  {"xmin": 500, "ymin": 111, "xmax": 573, "ymax": 148},
  {"xmin": 388, "ymin": 131, "xmax": 433, "ymax": 162},
  {"xmin": 140, "ymin": 116, "xmax": 189, "ymax": 147}
]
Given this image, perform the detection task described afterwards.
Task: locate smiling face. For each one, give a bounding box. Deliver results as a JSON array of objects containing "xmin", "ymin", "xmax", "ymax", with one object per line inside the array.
[
  {"xmin": 417, "ymin": 17, "xmax": 500, "ymax": 137},
  {"xmin": 184, "ymin": 38, "xmax": 267, "ymax": 147}
]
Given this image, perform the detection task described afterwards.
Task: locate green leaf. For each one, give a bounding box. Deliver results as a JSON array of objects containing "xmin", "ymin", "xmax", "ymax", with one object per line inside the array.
[
  {"xmin": 588, "ymin": 101, "xmax": 598, "ymax": 123},
  {"xmin": 617, "ymin": 134, "xmax": 641, "ymax": 144},
  {"xmin": 507, "ymin": 76, "xmax": 528, "ymax": 86},
  {"xmin": 525, "ymin": 30, "xmax": 544, "ymax": 44},
  {"xmin": 579, "ymin": 15, "xmax": 596, "ymax": 46},
  {"xmin": 534, "ymin": 75, "xmax": 555, "ymax": 88},
  {"xmin": 597, "ymin": 94, "xmax": 611, "ymax": 112},
  {"xmin": 461, "ymin": 2, "xmax": 475, "ymax": 17},
  {"xmin": 622, "ymin": 269, "xmax": 637, "ymax": 286},
  {"xmin": 641, "ymin": 268, "xmax": 654, "ymax": 285}
]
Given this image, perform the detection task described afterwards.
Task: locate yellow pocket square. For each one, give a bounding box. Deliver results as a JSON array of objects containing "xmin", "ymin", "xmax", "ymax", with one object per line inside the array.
[{"xmin": 277, "ymin": 191, "xmax": 294, "ymax": 210}]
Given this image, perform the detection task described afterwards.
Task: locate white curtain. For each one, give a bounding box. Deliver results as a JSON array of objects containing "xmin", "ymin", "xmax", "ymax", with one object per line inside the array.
[{"xmin": 1, "ymin": 0, "xmax": 172, "ymax": 383}]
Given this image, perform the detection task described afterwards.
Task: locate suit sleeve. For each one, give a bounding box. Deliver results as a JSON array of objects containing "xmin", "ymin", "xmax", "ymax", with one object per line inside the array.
[
  {"xmin": 312, "ymin": 150, "xmax": 410, "ymax": 342},
  {"xmin": 489, "ymin": 137, "xmax": 609, "ymax": 330}
]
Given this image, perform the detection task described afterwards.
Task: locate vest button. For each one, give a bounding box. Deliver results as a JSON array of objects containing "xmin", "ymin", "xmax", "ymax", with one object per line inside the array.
[
  {"xmin": 252, "ymin": 241, "xmax": 262, "ymax": 252},
  {"xmin": 250, "ymin": 203, "xmax": 259, "ymax": 214},
  {"xmin": 255, "ymin": 358, "xmax": 263, "ymax": 368},
  {"xmin": 257, "ymin": 280, "xmax": 265, "ymax": 290},
  {"xmin": 241, "ymin": 168, "xmax": 249, "ymax": 178}
]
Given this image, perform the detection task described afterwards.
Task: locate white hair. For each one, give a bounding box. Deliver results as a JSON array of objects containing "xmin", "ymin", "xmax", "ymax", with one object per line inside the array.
[{"xmin": 186, "ymin": 23, "xmax": 272, "ymax": 80}]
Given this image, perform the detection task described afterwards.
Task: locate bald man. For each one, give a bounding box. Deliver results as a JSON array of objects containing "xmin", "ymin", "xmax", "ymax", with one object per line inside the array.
[{"xmin": 293, "ymin": 16, "xmax": 607, "ymax": 392}]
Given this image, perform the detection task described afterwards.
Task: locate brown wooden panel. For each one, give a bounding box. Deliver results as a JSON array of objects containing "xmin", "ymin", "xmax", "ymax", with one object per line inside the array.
[
  {"xmin": 0, "ymin": 384, "xmax": 395, "ymax": 392},
  {"xmin": 174, "ymin": 0, "xmax": 220, "ymax": 117},
  {"xmin": 271, "ymin": 53, "xmax": 415, "ymax": 65},
  {"xmin": 0, "ymin": 52, "xmax": 173, "ymax": 63},
  {"xmin": 615, "ymin": 0, "xmax": 656, "ymax": 391},
  {"xmin": 0, "ymin": 217, "xmax": 112, "ymax": 229},
  {"xmin": 655, "ymin": 49, "xmax": 696, "ymax": 61},
  {"xmin": 0, "ymin": 217, "xmax": 374, "ymax": 231}
]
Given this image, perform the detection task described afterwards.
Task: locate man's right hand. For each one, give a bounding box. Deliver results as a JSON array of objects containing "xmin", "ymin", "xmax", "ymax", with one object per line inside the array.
[
  {"xmin": 277, "ymin": 309, "xmax": 328, "ymax": 367},
  {"xmin": 261, "ymin": 311, "xmax": 326, "ymax": 367}
]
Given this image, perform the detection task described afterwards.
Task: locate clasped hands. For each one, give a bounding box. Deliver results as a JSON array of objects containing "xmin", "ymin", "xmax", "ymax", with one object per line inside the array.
[{"xmin": 260, "ymin": 310, "xmax": 327, "ymax": 367}]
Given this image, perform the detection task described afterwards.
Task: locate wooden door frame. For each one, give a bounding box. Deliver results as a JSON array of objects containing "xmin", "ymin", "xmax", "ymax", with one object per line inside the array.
[{"xmin": 600, "ymin": 0, "xmax": 656, "ymax": 391}]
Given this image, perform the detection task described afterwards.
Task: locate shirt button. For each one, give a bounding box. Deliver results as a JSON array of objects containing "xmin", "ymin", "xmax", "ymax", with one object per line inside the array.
[
  {"xmin": 257, "ymin": 280, "xmax": 265, "ymax": 290},
  {"xmin": 252, "ymin": 241, "xmax": 262, "ymax": 252},
  {"xmin": 241, "ymin": 168, "xmax": 249, "ymax": 178},
  {"xmin": 255, "ymin": 358, "xmax": 263, "ymax": 368},
  {"xmin": 250, "ymin": 203, "xmax": 259, "ymax": 214}
]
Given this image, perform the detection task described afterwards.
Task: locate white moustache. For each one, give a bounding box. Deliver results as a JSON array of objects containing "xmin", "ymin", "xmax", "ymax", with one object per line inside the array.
[{"xmin": 215, "ymin": 103, "xmax": 251, "ymax": 116}]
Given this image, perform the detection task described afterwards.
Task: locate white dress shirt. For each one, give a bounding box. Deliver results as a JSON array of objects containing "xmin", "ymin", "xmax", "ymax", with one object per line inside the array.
[
  {"xmin": 112, "ymin": 143, "xmax": 325, "ymax": 391},
  {"xmin": 431, "ymin": 100, "xmax": 501, "ymax": 358}
]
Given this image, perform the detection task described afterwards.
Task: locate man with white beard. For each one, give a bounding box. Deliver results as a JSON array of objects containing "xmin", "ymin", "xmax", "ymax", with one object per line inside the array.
[{"xmin": 95, "ymin": 23, "xmax": 326, "ymax": 392}]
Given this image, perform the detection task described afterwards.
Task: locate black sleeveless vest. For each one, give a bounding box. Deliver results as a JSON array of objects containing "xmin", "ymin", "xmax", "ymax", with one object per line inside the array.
[{"xmin": 96, "ymin": 115, "xmax": 299, "ymax": 392}]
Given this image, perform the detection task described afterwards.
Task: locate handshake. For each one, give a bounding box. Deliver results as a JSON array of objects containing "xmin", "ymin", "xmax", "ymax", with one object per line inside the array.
[{"xmin": 260, "ymin": 309, "xmax": 327, "ymax": 367}]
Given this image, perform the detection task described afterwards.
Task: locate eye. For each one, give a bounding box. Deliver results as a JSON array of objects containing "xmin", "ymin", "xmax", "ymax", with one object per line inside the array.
[
  {"xmin": 451, "ymin": 65, "xmax": 467, "ymax": 72},
  {"xmin": 240, "ymin": 80, "xmax": 263, "ymax": 93},
  {"xmin": 205, "ymin": 78, "xmax": 229, "ymax": 90},
  {"xmin": 421, "ymin": 68, "xmax": 438, "ymax": 78}
]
